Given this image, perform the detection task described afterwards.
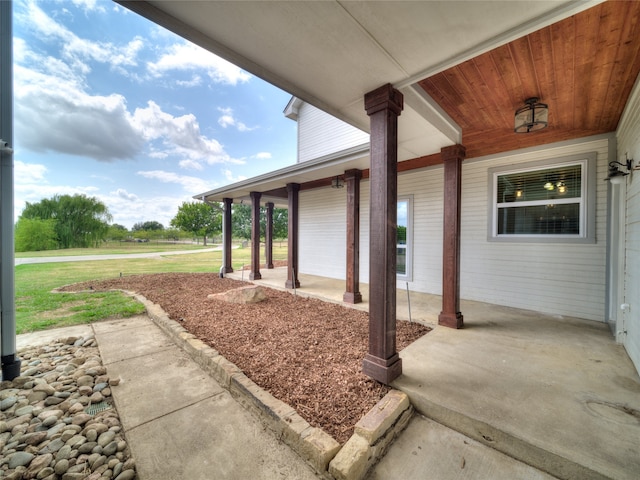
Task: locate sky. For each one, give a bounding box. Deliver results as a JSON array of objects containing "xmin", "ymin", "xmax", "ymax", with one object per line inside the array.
[{"xmin": 12, "ymin": 0, "xmax": 297, "ymax": 229}]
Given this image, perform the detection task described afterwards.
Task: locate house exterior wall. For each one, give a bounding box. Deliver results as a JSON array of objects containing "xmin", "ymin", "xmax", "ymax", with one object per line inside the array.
[
  {"xmin": 616, "ymin": 77, "xmax": 640, "ymax": 372},
  {"xmin": 459, "ymin": 137, "xmax": 609, "ymax": 321},
  {"xmin": 299, "ymin": 187, "xmax": 347, "ymax": 280},
  {"xmin": 298, "ymin": 137, "xmax": 610, "ymax": 322},
  {"xmin": 296, "ymin": 102, "xmax": 369, "ymax": 163}
]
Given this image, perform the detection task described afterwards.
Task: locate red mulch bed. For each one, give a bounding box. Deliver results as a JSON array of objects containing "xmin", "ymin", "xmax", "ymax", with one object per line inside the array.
[{"xmin": 60, "ymin": 273, "xmax": 430, "ymax": 443}]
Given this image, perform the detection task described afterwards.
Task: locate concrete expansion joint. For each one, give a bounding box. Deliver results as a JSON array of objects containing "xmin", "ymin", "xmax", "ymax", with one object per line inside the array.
[
  {"xmin": 98, "ymin": 346, "xmax": 176, "ymax": 366},
  {"xmin": 130, "ymin": 292, "xmax": 413, "ymax": 479}
]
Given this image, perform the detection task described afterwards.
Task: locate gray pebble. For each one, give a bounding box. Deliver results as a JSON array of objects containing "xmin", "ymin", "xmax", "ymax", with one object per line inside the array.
[
  {"xmin": 9, "ymin": 451, "xmax": 35, "ymax": 468},
  {"xmin": 115, "ymin": 468, "xmax": 136, "ymax": 480},
  {"xmin": 1, "ymin": 396, "xmax": 18, "ymax": 411},
  {"xmin": 54, "ymin": 458, "xmax": 69, "ymax": 475},
  {"xmin": 103, "ymin": 440, "xmax": 118, "ymax": 456}
]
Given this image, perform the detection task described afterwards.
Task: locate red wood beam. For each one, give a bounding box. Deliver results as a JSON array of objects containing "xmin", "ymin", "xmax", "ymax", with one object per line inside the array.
[
  {"xmin": 222, "ymin": 197, "xmax": 234, "ymax": 274},
  {"xmin": 438, "ymin": 144, "xmax": 466, "ymax": 328},
  {"xmin": 285, "ymin": 183, "xmax": 300, "ymax": 289},
  {"xmin": 249, "ymin": 191, "xmax": 262, "ymax": 280},
  {"xmin": 265, "ymin": 202, "xmax": 274, "ymax": 269},
  {"xmin": 362, "ymin": 84, "xmax": 403, "ymax": 385},
  {"xmin": 343, "ymin": 169, "xmax": 362, "ymax": 304}
]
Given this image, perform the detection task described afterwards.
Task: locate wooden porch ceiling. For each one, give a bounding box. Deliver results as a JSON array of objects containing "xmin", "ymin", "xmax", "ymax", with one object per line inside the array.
[{"xmin": 418, "ymin": 0, "xmax": 640, "ymax": 160}]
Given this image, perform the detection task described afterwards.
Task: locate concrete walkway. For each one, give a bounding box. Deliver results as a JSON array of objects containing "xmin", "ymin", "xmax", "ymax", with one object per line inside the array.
[{"xmin": 18, "ymin": 317, "xmax": 321, "ymax": 480}]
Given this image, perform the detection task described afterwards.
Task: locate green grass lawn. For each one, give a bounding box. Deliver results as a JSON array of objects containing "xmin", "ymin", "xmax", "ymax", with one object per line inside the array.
[
  {"xmin": 14, "ymin": 240, "xmax": 216, "ymax": 257},
  {"xmin": 15, "ymin": 246, "xmax": 287, "ymax": 333}
]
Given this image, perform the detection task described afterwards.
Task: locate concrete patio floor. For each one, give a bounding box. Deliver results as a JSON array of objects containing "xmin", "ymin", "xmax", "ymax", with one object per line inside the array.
[{"xmin": 228, "ymin": 267, "xmax": 640, "ymax": 479}]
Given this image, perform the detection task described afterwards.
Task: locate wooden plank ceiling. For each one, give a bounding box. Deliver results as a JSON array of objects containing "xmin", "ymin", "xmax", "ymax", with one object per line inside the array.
[{"xmin": 418, "ymin": 0, "xmax": 640, "ymax": 160}]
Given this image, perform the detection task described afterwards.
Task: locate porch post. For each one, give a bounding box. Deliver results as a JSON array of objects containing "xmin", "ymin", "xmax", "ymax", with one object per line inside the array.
[
  {"xmin": 285, "ymin": 183, "xmax": 300, "ymax": 289},
  {"xmin": 343, "ymin": 169, "xmax": 362, "ymax": 304},
  {"xmin": 249, "ymin": 191, "xmax": 262, "ymax": 280},
  {"xmin": 438, "ymin": 144, "xmax": 466, "ymax": 328},
  {"xmin": 265, "ymin": 202, "xmax": 274, "ymax": 269},
  {"xmin": 362, "ymin": 84, "xmax": 403, "ymax": 385},
  {"xmin": 222, "ymin": 197, "xmax": 234, "ymax": 274}
]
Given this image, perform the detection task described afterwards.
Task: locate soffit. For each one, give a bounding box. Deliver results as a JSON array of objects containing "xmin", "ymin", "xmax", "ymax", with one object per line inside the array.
[
  {"xmin": 121, "ymin": 0, "xmax": 597, "ymax": 160},
  {"xmin": 418, "ymin": 0, "xmax": 640, "ymax": 159}
]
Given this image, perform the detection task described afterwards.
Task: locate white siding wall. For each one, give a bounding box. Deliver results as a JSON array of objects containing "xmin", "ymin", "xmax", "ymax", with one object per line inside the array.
[
  {"xmin": 395, "ymin": 168, "xmax": 444, "ymax": 292},
  {"xmin": 297, "ymin": 103, "xmax": 369, "ymax": 163},
  {"xmin": 617, "ymin": 77, "xmax": 640, "ymax": 372},
  {"xmin": 459, "ymin": 139, "xmax": 609, "ymax": 321},
  {"xmin": 298, "ymin": 138, "xmax": 609, "ymax": 322},
  {"xmin": 299, "ymin": 188, "xmax": 347, "ymax": 280}
]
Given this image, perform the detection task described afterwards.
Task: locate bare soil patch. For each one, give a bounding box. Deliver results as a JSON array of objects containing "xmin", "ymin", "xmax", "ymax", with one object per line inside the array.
[{"xmin": 60, "ymin": 273, "xmax": 430, "ymax": 443}]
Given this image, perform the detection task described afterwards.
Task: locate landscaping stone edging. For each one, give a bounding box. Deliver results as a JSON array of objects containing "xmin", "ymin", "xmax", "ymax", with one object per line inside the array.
[{"xmin": 127, "ymin": 291, "xmax": 412, "ymax": 480}]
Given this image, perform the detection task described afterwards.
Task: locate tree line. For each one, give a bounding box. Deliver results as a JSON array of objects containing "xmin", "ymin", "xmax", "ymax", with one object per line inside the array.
[{"xmin": 15, "ymin": 194, "xmax": 288, "ymax": 252}]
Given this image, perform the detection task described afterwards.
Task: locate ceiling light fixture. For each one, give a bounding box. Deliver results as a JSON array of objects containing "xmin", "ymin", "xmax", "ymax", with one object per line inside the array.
[
  {"xmin": 331, "ymin": 176, "xmax": 344, "ymax": 189},
  {"xmin": 514, "ymin": 97, "xmax": 549, "ymax": 133}
]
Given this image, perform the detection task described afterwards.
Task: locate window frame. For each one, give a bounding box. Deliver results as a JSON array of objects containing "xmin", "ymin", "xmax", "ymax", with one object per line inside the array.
[
  {"xmin": 487, "ymin": 153, "xmax": 597, "ymax": 243},
  {"xmin": 397, "ymin": 195, "xmax": 413, "ymax": 281}
]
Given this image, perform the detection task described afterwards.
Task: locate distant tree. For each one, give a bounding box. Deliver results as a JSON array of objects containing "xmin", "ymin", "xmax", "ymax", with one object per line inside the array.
[
  {"xmin": 272, "ymin": 208, "xmax": 288, "ymax": 240},
  {"xmin": 21, "ymin": 194, "xmax": 112, "ymax": 248},
  {"xmin": 132, "ymin": 221, "xmax": 164, "ymax": 231},
  {"xmin": 397, "ymin": 225, "xmax": 407, "ymax": 245},
  {"xmin": 107, "ymin": 224, "xmax": 129, "ymax": 242},
  {"xmin": 232, "ymin": 204, "xmax": 288, "ymax": 241},
  {"xmin": 164, "ymin": 228, "xmax": 182, "ymax": 242},
  {"xmin": 170, "ymin": 201, "xmax": 222, "ymax": 246},
  {"xmin": 232, "ymin": 204, "xmax": 253, "ymax": 241},
  {"xmin": 14, "ymin": 218, "xmax": 58, "ymax": 252}
]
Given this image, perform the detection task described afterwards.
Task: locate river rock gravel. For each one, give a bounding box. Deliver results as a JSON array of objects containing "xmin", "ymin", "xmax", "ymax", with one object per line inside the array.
[{"xmin": 0, "ymin": 335, "xmax": 136, "ymax": 480}]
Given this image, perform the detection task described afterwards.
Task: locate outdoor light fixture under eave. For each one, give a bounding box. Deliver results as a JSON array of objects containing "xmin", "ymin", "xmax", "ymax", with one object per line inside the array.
[
  {"xmin": 514, "ymin": 97, "xmax": 549, "ymax": 133},
  {"xmin": 331, "ymin": 176, "xmax": 344, "ymax": 189}
]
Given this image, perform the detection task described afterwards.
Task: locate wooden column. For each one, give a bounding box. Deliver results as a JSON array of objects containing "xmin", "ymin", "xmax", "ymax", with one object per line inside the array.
[
  {"xmin": 285, "ymin": 183, "xmax": 300, "ymax": 289},
  {"xmin": 343, "ymin": 169, "xmax": 362, "ymax": 304},
  {"xmin": 249, "ymin": 191, "xmax": 262, "ymax": 280},
  {"xmin": 362, "ymin": 84, "xmax": 403, "ymax": 385},
  {"xmin": 222, "ymin": 198, "xmax": 234, "ymax": 274},
  {"xmin": 438, "ymin": 144, "xmax": 466, "ymax": 328},
  {"xmin": 265, "ymin": 202, "xmax": 274, "ymax": 269}
]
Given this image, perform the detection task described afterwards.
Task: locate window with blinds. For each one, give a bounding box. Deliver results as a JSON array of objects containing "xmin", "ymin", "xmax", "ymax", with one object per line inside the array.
[{"xmin": 488, "ymin": 153, "xmax": 596, "ymax": 242}]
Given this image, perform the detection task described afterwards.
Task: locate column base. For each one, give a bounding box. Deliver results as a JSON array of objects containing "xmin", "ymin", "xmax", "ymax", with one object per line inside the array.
[
  {"xmin": 438, "ymin": 311, "xmax": 464, "ymax": 329},
  {"xmin": 1, "ymin": 355, "xmax": 22, "ymax": 381},
  {"xmin": 223, "ymin": 266, "xmax": 234, "ymax": 274},
  {"xmin": 285, "ymin": 279, "xmax": 300, "ymax": 289},
  {"xmin": 250, "ymin": 272, "xmax": 262, "ymax": 280},
  {"xmin": 267, "ymin": 263, "xmax": 274, "ymax": 269},
  {"xmin": 343, "ymin": 291, "xmax": 362, "ymax": 304},
  {"xmin": 362, "ymin": 353, "xmax": 402, "ymax": 385}
]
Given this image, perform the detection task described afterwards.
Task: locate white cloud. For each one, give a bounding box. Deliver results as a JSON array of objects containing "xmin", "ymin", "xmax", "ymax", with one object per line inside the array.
[
  {"xmin": 137, "ymin": 170, "xmax": 214, "ymax": 195},
  {"xmin": 132, "ymin": 101, "xmax": 244, "ymax": 167},
  {"xmin": 15, "ymin": 160, "xmax": 48, "ymax": 184},
  {"xmin": 112, "ymin": 188, "xmax": 139, "ymax": 201},
  {"xmin": 148, "ymin": 42, "xmax": 251, "ymax": 85},
  {"xmin": 15, "ymin": 48, "xmax": 242, "ymax": 166},
  {"xmin": 71, "ymin": 0, "xmax": 107, "ymax": 14},
  {"xmin": 222, "ymin": 169, "xmax": 247, "ymax": 183},
  {"xmin": 20, "ymin": 1, "xmax": 140, "ymax": 73},
  {"xmin": 99, "ymin": 191, "xmax": 190, "ymax": 230},
  {"xmin": 217, "ymin": 107, "xmax": 256, "ymax": 132},
  {"xmin": 255, "ymin": 152, "xmax": 272, "ymax": 159},
  {"xmin": 179, "ymin": 159, "xmax": 204, "ymax": 171}
]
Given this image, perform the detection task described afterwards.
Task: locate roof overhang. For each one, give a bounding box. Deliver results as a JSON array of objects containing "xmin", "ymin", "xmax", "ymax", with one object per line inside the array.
[
  {"xmin": 119, "ymin": 0, "xmax": 601, "ymax": 160},
  {"xmin": 196, "ymin": 144, "xmax": 370, "ymax": 207}
]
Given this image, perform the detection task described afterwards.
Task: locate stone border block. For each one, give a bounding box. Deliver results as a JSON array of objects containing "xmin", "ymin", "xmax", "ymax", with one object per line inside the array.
[
  {"xmin": 354, "ymin": 389, "xmax": 410, "ymax": 444},
  {"xmin": 329, "ymin": 391, "xmax": 413, "ymax": 480},
  {"xmin": 94, "ymin": 290, "xmax": 415, "ymax": 480}
]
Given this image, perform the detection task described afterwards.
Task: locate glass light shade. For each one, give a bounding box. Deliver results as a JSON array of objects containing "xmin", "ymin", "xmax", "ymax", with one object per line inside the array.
[{"xmin": 514, "ymin": 98, "xmax": 549, "ymax": 133}]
